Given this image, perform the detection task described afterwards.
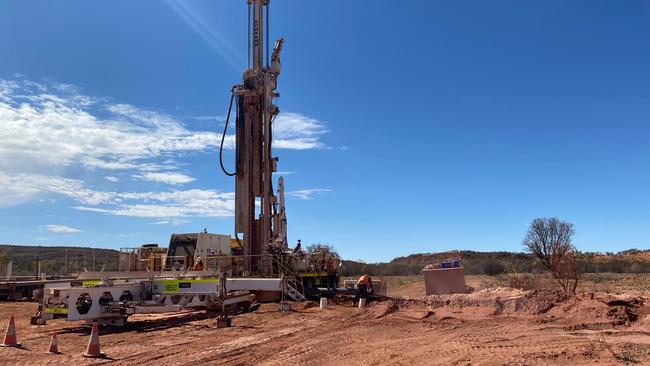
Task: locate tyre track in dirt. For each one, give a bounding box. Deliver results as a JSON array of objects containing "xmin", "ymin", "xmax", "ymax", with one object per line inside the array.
[{"xmin": 2, "ymin": 292, "xmax": 649, "ymax": 365}]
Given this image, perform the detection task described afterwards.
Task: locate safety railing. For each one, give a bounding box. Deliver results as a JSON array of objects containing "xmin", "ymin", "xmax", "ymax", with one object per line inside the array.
[{"xmin": 270, "ymin": 256, "xmax": 305, "ymax": 297}]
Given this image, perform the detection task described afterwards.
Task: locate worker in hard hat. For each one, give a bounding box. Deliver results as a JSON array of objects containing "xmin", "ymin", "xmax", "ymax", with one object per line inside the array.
[
  {"xmin": 354, "ymin": 273, "xmax": 373, "ymax": 305},
  {"xmin": 192, "ymin": 256, "xmax": 204, "ymax": 271}
]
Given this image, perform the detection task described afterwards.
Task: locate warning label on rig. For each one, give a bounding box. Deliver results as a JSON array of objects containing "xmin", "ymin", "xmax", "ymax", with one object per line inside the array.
[
  {"xmin": 155, "ymin": 279, "xmax": 219, "ymax": 293},
  {"xmin": 44, "ymin": 307, "xmax": 68, "ymax": 314},
  {"xmin": 161, "ymin": 280, "xmax": 180, "ymax": 293}
]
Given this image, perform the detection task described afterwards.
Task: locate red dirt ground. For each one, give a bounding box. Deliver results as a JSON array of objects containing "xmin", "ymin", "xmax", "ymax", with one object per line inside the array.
[{"xmin": 0, "ymin": 289, "xmax": 649, "ymax": 365}]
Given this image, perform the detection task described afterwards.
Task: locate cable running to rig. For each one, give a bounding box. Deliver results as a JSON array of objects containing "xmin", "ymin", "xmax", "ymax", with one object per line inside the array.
[{"xmin": 219, "ymin": 89, "xmax": 237, "ymax": 177}]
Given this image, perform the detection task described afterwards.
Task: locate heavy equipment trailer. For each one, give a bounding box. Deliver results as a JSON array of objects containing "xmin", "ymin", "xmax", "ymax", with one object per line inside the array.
[{"xmin": 38, "ymin": 271, "xmax": 283, "ymax": 326}]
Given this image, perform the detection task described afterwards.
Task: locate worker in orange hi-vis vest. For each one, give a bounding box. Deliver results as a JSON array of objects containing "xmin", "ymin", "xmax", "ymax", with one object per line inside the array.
[{"xmin": 354, "ymin": 274, "xmax": 373, "ymax": 305}]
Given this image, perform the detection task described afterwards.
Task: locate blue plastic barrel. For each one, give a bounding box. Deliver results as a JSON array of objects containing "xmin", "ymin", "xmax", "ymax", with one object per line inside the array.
[{"xmin": 452, "ymin": 260, "xmax": 460, "ymax": 268}]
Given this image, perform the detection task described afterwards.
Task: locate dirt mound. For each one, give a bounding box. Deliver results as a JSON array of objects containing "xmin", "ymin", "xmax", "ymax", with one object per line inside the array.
[
  {"xmin": 375, "ymin": 288, "xmax": 646, "ymax": 330},
  {"xmin": 374, "ymin": 288, "xmax": 565, "ymax": 320},
  {"xmin": 522, "ymin": 289, "xmax": 569, "ymax": 314},
  {"xmin": 553, "ymin": 293, "xmax": 645, "ymax": 330},
  {"xmin": 459, "ymin": 288, "xmax": 567, "ymax": 315}
]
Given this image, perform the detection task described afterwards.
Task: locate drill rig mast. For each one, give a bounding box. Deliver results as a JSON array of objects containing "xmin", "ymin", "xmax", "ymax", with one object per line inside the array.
[{"xmin": 222, "ymin": 0, "xmax": 287, "ymax": 275}]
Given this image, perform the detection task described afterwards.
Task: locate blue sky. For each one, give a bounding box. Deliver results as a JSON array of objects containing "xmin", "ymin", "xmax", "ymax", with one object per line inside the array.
[{"xmin": 1, "ymin": 1, "xmax": 649, "ymax": 262}]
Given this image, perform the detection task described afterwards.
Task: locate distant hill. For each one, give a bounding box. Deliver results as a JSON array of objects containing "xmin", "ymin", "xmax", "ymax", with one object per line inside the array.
[
  {"xmin": 0, "ymin": 244, "xmax": 119, "ymax": 276},
  {"xmin": 340, "ymin": 249, "xmax": 650, "ymax": 277},
  {"xmin": 1, "ymin": 244, "xmax": 648, "ymax": 277}
]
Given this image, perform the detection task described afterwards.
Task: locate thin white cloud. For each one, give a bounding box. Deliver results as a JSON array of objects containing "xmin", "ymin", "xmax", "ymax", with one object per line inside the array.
[
  {"xmin": 45, "ymin": 224, "xmax": 82, "ymax": 233},
  {"xmin": 0, "ymin": 173, "xmax": 115, "ymax": 207},
  {"xmin": 52, "ymin": 82, "xmax": 79, "ymax": 94},
  {"xmin": 273, "ymin": 113, "xmax": 329, "ymax": 150},
  {"xmin": 193, "ymin": 115, "xmax": 224, "ymax": 122},
  {"xmin": 98, "ymin": 189, "xmax": 235, "ymax": 218},
  {"xmin": 150, "ymin": 218, "xmax": 190, "ymax": 226},
  {"xmin": 105, "ymin": 176, "xmax": 119, "ymax": 183},
  {"xmin": 134, "ymin": 172, "xmax": 195, "ymax": 185},
  {"xmin": 286, "ymin": 188, "xmax": 332, "ymax": 200},
  {"xmin": 73, "ymin": 206, "xmax": 110, "ymax": 214},
  {"xmin": 73, "ymin": 196, "xmax": 233, "ymax": 218}
]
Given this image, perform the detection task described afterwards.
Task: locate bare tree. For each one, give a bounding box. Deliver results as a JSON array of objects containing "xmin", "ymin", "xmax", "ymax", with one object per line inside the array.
[
  {"xmin": 523, "ymin": 218, "xmax": 579, "ymax": 295},
  {"xmin": 306, "ymin": 243, "xmax": 341, "ymax": 260},
  {"xmin": 306, "ymin": 243, "xmax": 341, "ymax": 273}
]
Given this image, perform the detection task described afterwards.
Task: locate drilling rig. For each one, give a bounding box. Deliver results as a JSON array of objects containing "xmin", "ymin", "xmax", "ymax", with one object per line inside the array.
[
  {"xmin": 221, "ymin": 0, "xmax": 341, "ymax": 293},
  {"xmin": 33, "ymin": 1, "xmax": 342, "ymax": 326},
  {"xmin": 220, "ymin": 0, "xmax": 288, "ymax": 276}
]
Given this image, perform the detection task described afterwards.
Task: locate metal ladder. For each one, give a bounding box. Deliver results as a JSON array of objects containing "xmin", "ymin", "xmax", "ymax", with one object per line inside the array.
[
  {"xmin": 272, "ymin": 257, "xmax": 306, "ymax": 301},
  {"xmin": 285, "ymin": 279, "xmax": 306, "ymax": 302}
]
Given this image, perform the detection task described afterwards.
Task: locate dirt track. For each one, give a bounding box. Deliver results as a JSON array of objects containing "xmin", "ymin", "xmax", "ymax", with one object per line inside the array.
[{"xmin": 1, "ymin": 290, "xmax": 649, "ymax": 365}]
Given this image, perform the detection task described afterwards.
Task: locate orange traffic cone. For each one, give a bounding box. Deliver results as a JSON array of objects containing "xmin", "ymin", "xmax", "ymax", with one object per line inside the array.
[
  {"xmin": 47, "ymin": 331, "xmax": 61, "ymax": 354},
  {"xmin": 82, "ymin": 322, "xmax": 105, "ymax": 358},
  {"xmin": 1, "ymin": 315, "xmax": 21, "ymax": 348}
]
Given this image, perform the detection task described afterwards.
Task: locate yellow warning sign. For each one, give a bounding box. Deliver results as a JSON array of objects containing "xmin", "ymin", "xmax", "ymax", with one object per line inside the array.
[
  {"xmin": 160, "ymin": 280, "xmax": 180, "ymax": 293},
  {"xmin": 297, "ymin": 272, "xmax": 328, "ymax": 277},
  {"xmin": 155, "ymin": 279, "xmax": 219, "ymax": 293},
  {"xmin": 44, "ymin": 307, "xmax": 68, "ymax": 314}
]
